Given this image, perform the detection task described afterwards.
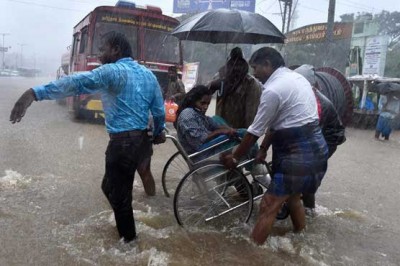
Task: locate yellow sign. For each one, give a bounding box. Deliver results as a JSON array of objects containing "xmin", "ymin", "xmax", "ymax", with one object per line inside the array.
[
  {"xmin": 100, "ymin": 15, "xmax": 174, "ymax": 31},
  {"xmin": 285, "ymin": 22, "xmax": 353, "ymax": 44}
]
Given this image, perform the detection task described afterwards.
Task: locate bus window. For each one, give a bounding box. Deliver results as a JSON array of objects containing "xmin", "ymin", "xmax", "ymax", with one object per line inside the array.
[
  {"xmin": 72, "ymin": 33, "xmax": 79, "ymax": 57},
  {"xmin": 92, "ymin": 22, "xmax": 138, "ymax": 58},
  {"xmin": 144, "ymin": 29, "xmax": 180, "ymax": 64},
  {"xmin": 79, "ymin": 27, "xmax": 88, "ymax": 54}
]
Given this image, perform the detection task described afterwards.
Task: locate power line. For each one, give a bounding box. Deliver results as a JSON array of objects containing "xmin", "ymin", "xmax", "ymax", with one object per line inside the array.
[
  {"xmin": 1, "ymin": 33, "xmax": 10, "ymax": 70},
  {"xmin": 336, "ymin": 0, "xmax": 375, "ymax": 13},
  {"xmin": 298, "ymin": 4, "xmax": 326, "ymax": 14},
  {"xmin": 337, "ymin": 0, "xmax": 376, "ymax": 11},
  {"xmin": 256, "ymin": 0, "xmax": 279, "ymax": 15}
]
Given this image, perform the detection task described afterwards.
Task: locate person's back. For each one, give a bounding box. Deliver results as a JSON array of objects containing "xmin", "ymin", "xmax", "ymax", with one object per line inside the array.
[
  {"xmin": 293, "ymin": 64, "xmax": 345, "ymax": 156},
  {"xmin": 253, "ymin": 68, "xmax": 318, "ymax": 132},
  {"xmin": 315, "ymin": 90, "xmax": 345, "ymax": 156},
  {"xmin": 383, "ymin": 94, "xmax": 400, "ymax": 116},
  {"xmin": 216, "ymin": 74, "xmax": 262, "ymax": 128}
]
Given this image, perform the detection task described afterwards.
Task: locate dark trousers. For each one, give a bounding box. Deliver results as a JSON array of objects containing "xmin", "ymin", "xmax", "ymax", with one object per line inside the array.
[{"xmin": 101, "ymin": 131, "xmax": 151, "ymax": 241}]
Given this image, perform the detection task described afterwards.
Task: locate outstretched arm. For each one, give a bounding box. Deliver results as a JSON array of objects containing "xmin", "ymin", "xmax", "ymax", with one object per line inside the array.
[{"xmin": 9, "ymin": 88, "xmax": 37, "ymax": 123}]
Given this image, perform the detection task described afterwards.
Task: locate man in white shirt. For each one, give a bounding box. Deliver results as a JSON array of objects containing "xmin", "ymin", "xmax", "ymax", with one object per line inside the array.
[{"xmin": 220, "ymin": 47, "xmax": 328, "ymax": 245}]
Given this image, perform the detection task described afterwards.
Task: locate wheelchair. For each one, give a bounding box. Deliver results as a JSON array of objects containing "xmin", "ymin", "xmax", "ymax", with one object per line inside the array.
[{"xmin": 162, "ymin": 129, "xmax": 289, "ymax": 228}]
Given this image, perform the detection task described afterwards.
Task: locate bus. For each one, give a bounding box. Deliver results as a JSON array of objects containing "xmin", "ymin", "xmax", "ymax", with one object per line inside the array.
[{"xmin": 67, "ymin": 1, "xmax": 182, "ymax": 119}]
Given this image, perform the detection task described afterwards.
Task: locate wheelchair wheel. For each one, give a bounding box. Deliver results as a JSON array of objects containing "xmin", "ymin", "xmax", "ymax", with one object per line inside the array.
[
  {"xmin": 162, "ymin": 151, "xmax": 190, "ymax": 197},
  {"xmin": 174, "ymin": 161, "xmax": 253, "ymax": 228}
]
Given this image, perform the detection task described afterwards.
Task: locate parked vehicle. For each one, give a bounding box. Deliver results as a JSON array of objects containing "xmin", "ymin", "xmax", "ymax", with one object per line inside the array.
[{"xmin": 65, "ymin": 1, "xmax": 182, "ymax": 119}]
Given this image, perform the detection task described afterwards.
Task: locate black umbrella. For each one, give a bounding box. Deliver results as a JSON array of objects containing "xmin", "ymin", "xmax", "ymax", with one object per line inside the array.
[{"xmin": 171, "ymin": 8, "xmax": 285, "ymax": 44}]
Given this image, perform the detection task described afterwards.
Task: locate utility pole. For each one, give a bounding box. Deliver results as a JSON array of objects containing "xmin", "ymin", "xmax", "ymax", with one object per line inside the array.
[
  {"xmin": 279, "ymin": 0, "xmax": 293, "ymax": 34},
  {"xmin": 325, "ymin": 0, "xmax": 336, "ymax": 66},
  {"xmin": 17, "ymin": 43, "xmax": 27, "ymax": 68},
  {"xmin": 1, "ymin": 33, "xmax": 10, "ymax": 70}
]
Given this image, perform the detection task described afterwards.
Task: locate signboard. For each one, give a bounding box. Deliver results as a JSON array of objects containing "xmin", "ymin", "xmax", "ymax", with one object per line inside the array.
[
  {"xmin": 173, "ymin": 0, "xmax": 255, "ymax": 14},
  {"xmin": 285, "ymin": 23, "xmax": 353, "ymax": 44},
  {"xmin": 362, "ymin": 35, "xmax": 389, "ymax": 76},
  {"xmin": 98, "ymin": 12, "xmax": 176, "ymax": 32},
  {"xmin": 182, "ymin": 62, "xmax": 200, "ymax": 92}
]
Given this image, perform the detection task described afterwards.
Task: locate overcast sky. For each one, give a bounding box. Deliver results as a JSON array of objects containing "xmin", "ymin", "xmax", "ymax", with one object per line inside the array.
[{"xmin": 0, "ymin": 0, "xmax": 399, "ymax": 73}]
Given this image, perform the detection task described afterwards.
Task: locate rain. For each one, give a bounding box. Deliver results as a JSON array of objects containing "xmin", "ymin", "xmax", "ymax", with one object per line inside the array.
[{"xmin": 1, "ymin": 0, "xmax": 400, "ymax": 265}]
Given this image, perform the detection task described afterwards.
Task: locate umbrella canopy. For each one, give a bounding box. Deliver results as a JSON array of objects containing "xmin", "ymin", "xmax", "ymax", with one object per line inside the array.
[{"xmin": 171, "ymin": 9, "xmax": 285, "ymax": 44}]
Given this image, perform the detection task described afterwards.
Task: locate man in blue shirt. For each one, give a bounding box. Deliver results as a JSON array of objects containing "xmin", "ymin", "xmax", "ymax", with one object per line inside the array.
[{"xmin": 10, "ymin": 33, "xmax": 166, "ymax": 243}]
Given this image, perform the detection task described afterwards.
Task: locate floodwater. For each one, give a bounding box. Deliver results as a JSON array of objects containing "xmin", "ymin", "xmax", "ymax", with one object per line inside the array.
[{"xmin": 1, "ymin": 77, "xmax": 400, "ymax": 265}]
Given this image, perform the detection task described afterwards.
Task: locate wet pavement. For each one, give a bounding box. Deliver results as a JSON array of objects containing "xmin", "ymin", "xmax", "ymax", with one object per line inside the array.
[{"xmin": 1, "ymin": 77, "xmax": 400, "ymax": 265}]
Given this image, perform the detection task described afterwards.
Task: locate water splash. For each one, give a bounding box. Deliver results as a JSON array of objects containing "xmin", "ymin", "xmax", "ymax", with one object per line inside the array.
[
  {"xmin": 0, "ymin": 169, "xmax": 32, "ymax": 188},
  {"xmin": 78, "ymin": 136, "xmax": 84, "ymax": 150}
]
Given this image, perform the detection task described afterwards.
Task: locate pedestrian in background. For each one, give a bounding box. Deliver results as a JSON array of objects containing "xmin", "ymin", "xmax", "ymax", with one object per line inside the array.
[
  {"xmin": 165, "ymin": 65, "xmax": 185, "ymax": 105},
  {"xmin": 375, "ymin": 93, "xmax": 400, "ymax": 140}
]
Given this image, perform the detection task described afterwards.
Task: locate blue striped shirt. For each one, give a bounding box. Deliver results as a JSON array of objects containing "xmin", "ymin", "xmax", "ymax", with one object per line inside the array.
[
  {"xmin": 177, "ymin": 107, "xmax": 219, "ymax": 154},
  {"xmin": 33, "ymin": 58, "xmax": 165, "ymax": 135}
]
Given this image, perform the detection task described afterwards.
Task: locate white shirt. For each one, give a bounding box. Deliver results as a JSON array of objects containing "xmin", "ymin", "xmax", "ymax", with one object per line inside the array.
[{"xmin": 247, "ymin": 67, "xmax": 319, "ymax": 137}]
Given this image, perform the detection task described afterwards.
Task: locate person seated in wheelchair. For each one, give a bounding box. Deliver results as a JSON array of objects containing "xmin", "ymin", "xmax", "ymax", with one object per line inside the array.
[
  {"xmin": 175, "ymin": 84, "xmax": 239, "ymax": 162},
  {"xmin": 175, "ymin": 85, "xmax": 267, "ymax": 198}
]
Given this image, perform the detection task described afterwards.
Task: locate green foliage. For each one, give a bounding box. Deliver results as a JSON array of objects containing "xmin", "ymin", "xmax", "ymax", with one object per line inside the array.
[
  {"xmin": 340, "ymin": 13, "xmax": 354, "ymax": 22},
  {"xmin": 385, "ymin": 46, "xmax": 400, "ymax": 78},
  {"xmin": 374, "ymin": 11, "xmax": 400, "ymax": 76},
  {"xmin": 374, "ymin": 11, "xmax": 400, "ymax": 47},
  {"xmin": 339, "ymin": 11, "xmax": 400, "ymax": 77}
]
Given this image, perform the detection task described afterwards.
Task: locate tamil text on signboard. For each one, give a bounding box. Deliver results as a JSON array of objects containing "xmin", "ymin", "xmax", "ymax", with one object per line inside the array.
[
  {"xmin": 362, "ymin": 35, "xmax": 389, "ymax": 76},
  {"xmin": 285, "ymin": 23, "xmax": 353, "ymax": 44}
]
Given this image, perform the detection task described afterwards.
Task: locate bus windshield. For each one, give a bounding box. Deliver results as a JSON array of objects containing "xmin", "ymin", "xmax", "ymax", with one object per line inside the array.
[
  {"xmin": 92, "ymin": 22, "xmax": 139, "ymax": 58},
  {"xmin": 144, "ymin": 29, "xmax": 180, "ymax": 64}
]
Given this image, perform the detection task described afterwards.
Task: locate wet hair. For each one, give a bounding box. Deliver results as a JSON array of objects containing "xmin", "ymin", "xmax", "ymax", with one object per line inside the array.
[
  {"xmin": 175, "ymin": 85, "xmax": 213, "ymax": 126},
  {"xmin": 229, "ymin": 47, "xmax": 243, "ymax": 60},
  {"xmin": 103, "ymin": 32, "xmax": 132, "ymax": 58},
  {"xmin": 224, "ymin": 47, "xmax": 249, "ymax": 97},
  {"xmin": 249, "ymin": 47, "xmax": 285, "ymax": 69}
]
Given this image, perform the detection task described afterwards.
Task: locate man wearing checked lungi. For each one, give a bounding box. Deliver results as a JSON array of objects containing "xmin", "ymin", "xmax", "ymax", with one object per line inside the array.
[{"xmin": 220, "ymin": 47, "xmax": 328, "ymax": 245}]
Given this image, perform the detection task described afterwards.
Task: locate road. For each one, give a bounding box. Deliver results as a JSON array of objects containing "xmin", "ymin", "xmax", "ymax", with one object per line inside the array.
[{"xmin": 1, "ymin": 76, "xmax": 399, "ymax": 265}]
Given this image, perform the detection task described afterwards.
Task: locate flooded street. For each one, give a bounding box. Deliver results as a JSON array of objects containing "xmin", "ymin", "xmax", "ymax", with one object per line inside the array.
[{"xmin": 1, "ymin": 77, "xmax": 400, "ymax": 265}]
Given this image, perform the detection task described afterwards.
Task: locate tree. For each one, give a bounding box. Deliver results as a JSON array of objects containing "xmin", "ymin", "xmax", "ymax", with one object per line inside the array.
[
  {"xmin": 340, "ymin": 13, "xmax": 354, "ymax": 22},
  {"xmin": 374, "ymin": 11, "xmax": 400, "ymax": 49},
  {"xmin": 340, "ymin": 11, "xmax": 400, "ymax": 76}
]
